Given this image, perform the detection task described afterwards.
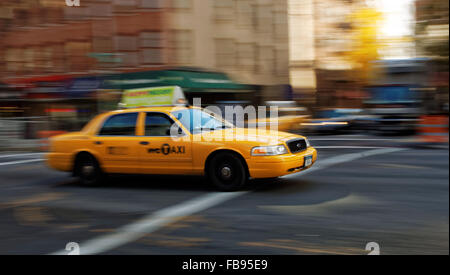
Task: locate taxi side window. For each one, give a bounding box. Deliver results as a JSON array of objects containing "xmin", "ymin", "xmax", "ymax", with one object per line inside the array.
[
  {"xmin": 99, "ymin": 113, "xmax": 138, "ymax": 136},
  {"xmin": 145, "ymin": 113, "xmax": 175, "ymax": 137}
]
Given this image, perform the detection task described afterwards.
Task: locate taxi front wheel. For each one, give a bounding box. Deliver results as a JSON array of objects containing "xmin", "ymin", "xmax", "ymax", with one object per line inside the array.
[
  {"xmin": 75, "ymin": 153, "xmax": 103, "ymax": 187},
  {"xmin": 207, "ymin": 152, "xmax": 248, "ymax": 191}
]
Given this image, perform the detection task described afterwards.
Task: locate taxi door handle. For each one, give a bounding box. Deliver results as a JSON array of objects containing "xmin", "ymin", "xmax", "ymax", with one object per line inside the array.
[
  {"xmin": 140, "ymin": 141, "xmax": 149, "ymax": 146},
  {"xmin": 94, "ymin": 141, "xmax": 103, "ymax": 145}
]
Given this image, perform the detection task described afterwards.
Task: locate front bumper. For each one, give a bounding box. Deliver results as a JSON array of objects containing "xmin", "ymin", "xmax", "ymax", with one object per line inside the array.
[{"xmin": 247, "ymin": 147, "xmax": 317, "ymax": 178}]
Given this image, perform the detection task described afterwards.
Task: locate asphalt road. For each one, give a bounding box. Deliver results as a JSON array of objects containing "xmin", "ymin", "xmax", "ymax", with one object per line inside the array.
[{"xmin": 0, "ymin": 135, "xmax": 448, "ymax": 255}]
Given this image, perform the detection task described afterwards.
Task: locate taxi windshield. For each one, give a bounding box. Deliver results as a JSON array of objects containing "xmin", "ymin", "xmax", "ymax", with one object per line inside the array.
[{"xmin": 172, "ymin": 109, "xmax": 234, "ymax": 134}]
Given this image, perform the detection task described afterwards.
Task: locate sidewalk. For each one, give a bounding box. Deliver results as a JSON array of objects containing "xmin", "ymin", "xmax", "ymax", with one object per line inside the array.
[{"xmin": 0, "ymin": 139, "xmax": 42, "ymax": 152}]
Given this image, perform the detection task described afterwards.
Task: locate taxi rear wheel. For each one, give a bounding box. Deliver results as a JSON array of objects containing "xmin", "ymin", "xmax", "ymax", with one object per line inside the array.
[
  {"xmin": 75, "ymin": 154, "xmax": 103, "ymax": 187},
  {"xmin": 207, "ymin": 152, "xmax": 248, "ymax": 191}
]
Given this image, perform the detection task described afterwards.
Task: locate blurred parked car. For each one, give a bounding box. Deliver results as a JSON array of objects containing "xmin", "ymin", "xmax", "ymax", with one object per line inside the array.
[
  {"xmin": 247, "ymin": 101, "xmax": 310, "ymax": 132},
  {"xmin": 300, "ymin": 108, "xmax": 371, "ymax": 135}
]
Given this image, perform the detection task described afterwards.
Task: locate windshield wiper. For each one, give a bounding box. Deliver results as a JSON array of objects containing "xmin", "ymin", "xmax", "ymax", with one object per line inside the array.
[{"xmin": 195, "ymin": 125, "xmax": 230, "ymax": 132}]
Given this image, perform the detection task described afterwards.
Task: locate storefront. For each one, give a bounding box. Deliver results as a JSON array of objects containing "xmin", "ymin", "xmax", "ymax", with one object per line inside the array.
[
  {"xmin": 3, "ymin": 75, "xmax": 99, "ymax": 138},
  {"xmin": 63, "ymin": 76, "xmax": 102, "ymax": 129},
  {"xmin": 100, "ymin": 68, "xmax": 258, "ymax": 111},
  {"xmin": 0, "ymin": 82, "xmax": 27, "ymax": 118},
  {"xmin": 0, "ymin": 82, "xmax": 29, "ymax": 142}
]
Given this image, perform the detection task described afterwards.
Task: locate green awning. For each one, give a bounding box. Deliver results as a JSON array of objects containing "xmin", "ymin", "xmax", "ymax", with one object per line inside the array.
[{"xmin": 101, "ymin": 69, "xmax": 255, "ymax": 92}]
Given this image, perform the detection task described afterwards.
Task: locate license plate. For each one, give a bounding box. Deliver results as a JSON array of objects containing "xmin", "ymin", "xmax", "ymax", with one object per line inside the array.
[{"xmin": 304, "ymin": 155, "xmax": 313, "ymax": 167}]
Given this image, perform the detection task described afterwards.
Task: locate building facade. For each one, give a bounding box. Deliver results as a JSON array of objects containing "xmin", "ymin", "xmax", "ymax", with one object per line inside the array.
[
  {"xmin": 287, "ymin": 0, "xmax": 316, "ymax": 103},
  {"xmin": 0, "ymin": 0, "xmax": 168, "ymax": 79},
  {"xmin": 415, "ymin": 0, "xmax": 449, "ymax": 113},
  {"xmin": 288, "ymin": 0, "xmax": 371, "ymax": 108},
  {"xmin": 0, "ymin": 0, "xmax": 290, "ymax": 90},
  {"xmin": 0, "ymin": 0, "xmax": 292, "ymax": 138}
]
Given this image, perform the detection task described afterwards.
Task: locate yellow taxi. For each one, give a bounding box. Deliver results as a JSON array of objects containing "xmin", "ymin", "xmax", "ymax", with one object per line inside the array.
[{"xmin": 46, "ymin": 87, "xmax": 317, "ymax": 191}]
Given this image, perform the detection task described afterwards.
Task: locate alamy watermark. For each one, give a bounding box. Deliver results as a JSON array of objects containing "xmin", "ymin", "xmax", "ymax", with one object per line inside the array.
[
  {"xmin": 365, "ymin": 242, "xmax": 381, "ymax": 255},
  {"xmin": 63, "ymin": 241, "xmax": 380, "ymax": 255},
  {"xmin": 66, "ymin": 0, "xmax": 81, "ymax": 7},
  {"xmin": 167, "ymin": 98, "xmax": 280, "ymax": 143},
  {"xmin": 65, "ymin": 242, "xmax": 80, "ymax": 255}
]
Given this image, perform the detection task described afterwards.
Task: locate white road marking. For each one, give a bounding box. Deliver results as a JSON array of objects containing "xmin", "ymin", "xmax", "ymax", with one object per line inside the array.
[
  {"xmin": 0, "ymin": 159, "xmax": 44, "ymax": 166},
  {"xmin": 0, "ymin": 153, "xmax": 45, "ymax": 159},
  {"xmin": 51, "ymin": 192, "xmax": 247, "ymax": 255},
  {"xmin": 50, "ymin": 147, "xmax": 406, "ymax": 255}
]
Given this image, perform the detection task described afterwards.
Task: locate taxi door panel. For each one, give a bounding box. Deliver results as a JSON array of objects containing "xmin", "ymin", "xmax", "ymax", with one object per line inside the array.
[
  {"xmin": 93, "ymin": 137, "xmax": 141, "ymax": 174},
  {"xmin": 93, "ymin": 112, "xmax": 140, "ymax": 174},
  {"xmin": 139, "ymin": 112, "xmax": 193, "ymax": 174}
]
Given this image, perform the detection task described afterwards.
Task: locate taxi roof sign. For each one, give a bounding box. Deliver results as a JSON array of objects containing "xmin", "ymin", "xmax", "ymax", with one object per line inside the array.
[{"xmin": 119, "ymin": 86, "xmax": 187, "ymax": 108}]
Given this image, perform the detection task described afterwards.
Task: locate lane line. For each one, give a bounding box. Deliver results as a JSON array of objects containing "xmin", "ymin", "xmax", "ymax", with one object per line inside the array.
[
  {"xmin": 0, "ymin": 153, "xmax": 45, "ymax": 159},
  {"xmin": 51, "ymin": 192, "xmax": 247, "ymax": 255},
  {"xmin": 50, "ymin": 147, "xmax": 406, "ymax": 255},
  {"xmin": 0, "ymin": 159, "xmax": 44, "ymax": 166}
]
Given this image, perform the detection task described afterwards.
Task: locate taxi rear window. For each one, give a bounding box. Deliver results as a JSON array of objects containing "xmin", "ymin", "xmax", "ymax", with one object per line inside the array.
[{"xmin": 98, "ymin": 113, "xmax": 138, "ymax": 136}]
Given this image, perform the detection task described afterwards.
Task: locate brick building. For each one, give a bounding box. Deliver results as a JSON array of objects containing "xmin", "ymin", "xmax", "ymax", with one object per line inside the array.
[{"xmin": 0, "ymin": 0, "xmax": 289, "ymax": 91}]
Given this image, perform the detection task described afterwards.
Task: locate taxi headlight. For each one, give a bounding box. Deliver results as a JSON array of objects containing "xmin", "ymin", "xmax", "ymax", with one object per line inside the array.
[{"xmin": 251, "ymin": 145, "xmax": 288, "ymax": 156}]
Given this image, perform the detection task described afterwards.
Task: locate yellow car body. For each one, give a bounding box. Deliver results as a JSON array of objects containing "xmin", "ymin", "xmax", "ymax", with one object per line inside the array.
[{"xmin": 46, "ymin": 106, "xmax": 317, "ymax": 188}]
